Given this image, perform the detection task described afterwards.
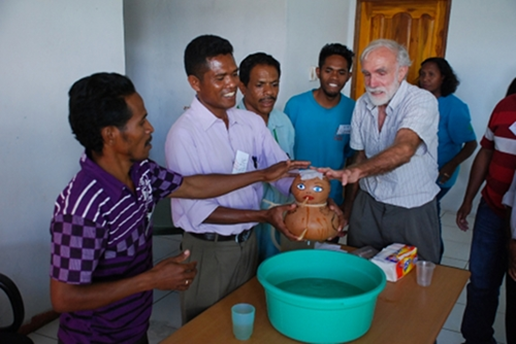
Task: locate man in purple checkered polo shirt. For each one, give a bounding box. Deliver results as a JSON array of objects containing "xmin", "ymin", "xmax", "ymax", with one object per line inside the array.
[{"xmin": 50, "ymin": 73, "xmax": 308, "ymax": 344}]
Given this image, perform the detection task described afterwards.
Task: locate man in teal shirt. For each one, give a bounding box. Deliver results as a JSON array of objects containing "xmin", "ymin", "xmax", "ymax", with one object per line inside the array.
[
  {"xmin": 238, "ymin": 52, "xmax": 295, "ymax": 261},
  {"xmin": 285, "ymin": 43, "xmax": 355, "ymax": 207}
]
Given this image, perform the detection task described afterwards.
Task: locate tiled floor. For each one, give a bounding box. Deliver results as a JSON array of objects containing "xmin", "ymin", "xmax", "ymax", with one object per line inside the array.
[{"xmin": 28, "ymin": 211, "xmax": 508, "ymax": 344}]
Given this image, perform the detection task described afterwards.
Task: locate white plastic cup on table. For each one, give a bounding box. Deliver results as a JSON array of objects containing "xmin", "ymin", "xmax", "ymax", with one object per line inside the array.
[
  {"xmin": 416, "ymin": 260, "xmax": 436, "ymax": 287},
  {"xmin": 231, "ymin": 303, "xmax": 255, "ymax": 340}
]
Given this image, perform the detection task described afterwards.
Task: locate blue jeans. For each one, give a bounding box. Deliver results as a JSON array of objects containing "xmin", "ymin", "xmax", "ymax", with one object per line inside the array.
[
  {"xmin": 461, "ymin": 198, "xmax": 507, "ymax": 344},
  {"xmin": 506, "ymin": 274, "xmax": 516, "ymax": 344}
]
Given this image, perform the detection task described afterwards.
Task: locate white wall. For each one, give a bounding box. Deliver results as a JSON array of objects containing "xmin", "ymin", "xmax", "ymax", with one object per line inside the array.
[
  {"xmin": 124, "ymin": 0, "xmax": 516, "ymax": 213},
  {"xmin": 284, "ymin": 0, "xmax": 356, "ymax": 101},
  {"xmin": 0, "ymin": 1, "xmax": 125, "ymax": 323}
]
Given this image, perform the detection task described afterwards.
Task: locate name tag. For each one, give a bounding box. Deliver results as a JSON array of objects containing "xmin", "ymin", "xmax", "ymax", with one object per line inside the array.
[
  {"xmin": 336, "ymin": 124, "xmax": 351, "ymax": 135},
  {"xmin": 232, "ymin": 150, "xmax": 249, "ymax": 174}
]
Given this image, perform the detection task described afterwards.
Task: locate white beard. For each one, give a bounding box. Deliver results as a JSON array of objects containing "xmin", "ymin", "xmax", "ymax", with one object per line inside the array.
[{"xmin": 366, "ymin": 78, "xmax": 400, "ymax": 106}]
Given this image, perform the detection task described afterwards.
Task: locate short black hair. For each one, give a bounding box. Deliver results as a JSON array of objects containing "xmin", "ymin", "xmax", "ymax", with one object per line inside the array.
[
  {"xmin": 239, "ymin": 52, "xmax": 281, "ymax": 87},
  {"xmin": 506, "ymin": 78, "xmax": 516, "ymax": 97},
  {"xmin": 318, "ymin": 43, "xmax": 354, "ymax": 70},
  {"xmin": 421, "ymin": 57, "xmax": 459, "ymax": 97},
  {"xmin": 68, "ymin": 72, "xmax": 136, "ymax": 155},
  {"xmin": 184, "ymin": 35, "xmax": 233, "ymax": 79}
]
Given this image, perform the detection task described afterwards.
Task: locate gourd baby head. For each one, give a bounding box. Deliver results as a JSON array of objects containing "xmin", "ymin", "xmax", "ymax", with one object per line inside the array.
[{"xmin": 290, "ymin": 170, "xmax": 330, "ymax": 205}]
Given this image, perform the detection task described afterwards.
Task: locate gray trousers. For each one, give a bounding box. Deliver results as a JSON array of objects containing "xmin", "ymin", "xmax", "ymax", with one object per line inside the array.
[
  {"xmin": 348, "ymin": 189, "xmax": 441, "ymax": 264},
  {"xmin": 180, "ymin": 231, "xmax": 258, "ymax": 324}
]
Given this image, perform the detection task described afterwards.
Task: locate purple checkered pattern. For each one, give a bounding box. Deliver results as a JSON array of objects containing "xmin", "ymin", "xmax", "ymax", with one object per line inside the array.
[
  {"xmin": 50, "ymin": 153, "xmax": 182, "ymax": 343},
  {"xmin": 51, "ymin": 216, "xmax": 106, "ymax": 283}
]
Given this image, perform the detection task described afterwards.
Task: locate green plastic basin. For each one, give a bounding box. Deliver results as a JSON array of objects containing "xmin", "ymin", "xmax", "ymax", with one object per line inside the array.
[{"xmin": 257, "ymin": 249, "xmax": 386, "ymax": 343}]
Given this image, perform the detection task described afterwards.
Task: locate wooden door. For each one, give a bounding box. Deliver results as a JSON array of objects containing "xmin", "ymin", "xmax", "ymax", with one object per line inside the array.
[{"xmin": 351, "ymin": 0, "xmax": 452, "ymax": 99}]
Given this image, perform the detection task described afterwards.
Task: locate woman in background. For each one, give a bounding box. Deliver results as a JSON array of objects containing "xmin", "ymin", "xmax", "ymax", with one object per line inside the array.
[{"xmin": 419, "ymin": 57, "xmax": 478, "ymax": 201}]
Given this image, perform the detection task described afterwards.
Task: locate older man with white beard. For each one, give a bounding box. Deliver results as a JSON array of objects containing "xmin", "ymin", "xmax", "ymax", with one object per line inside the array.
[{"xmin": 321, "ymin": 39, "xmax": 441, "ymax": 263}]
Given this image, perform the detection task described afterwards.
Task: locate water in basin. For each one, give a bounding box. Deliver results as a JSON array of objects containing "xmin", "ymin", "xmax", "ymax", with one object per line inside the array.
[{"xmin": 276, "ymin": 277, "xmax": 365, "ymax": 298}]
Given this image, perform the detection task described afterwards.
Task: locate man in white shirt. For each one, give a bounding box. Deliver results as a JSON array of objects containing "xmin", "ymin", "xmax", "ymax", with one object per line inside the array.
[{"xmin": 322, "ymin": 39, "xmax": 441, "ymax": 263}]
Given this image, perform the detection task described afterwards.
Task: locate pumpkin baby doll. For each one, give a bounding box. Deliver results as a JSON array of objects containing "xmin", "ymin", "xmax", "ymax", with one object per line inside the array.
[{"xmin": 284, "ymin": 169, "xmax": 340, "ymax": 241}]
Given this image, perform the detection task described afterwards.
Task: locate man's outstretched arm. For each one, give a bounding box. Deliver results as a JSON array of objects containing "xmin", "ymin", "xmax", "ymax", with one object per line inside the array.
[
  {"xmin": 321, "ymin": 128, "xmax": 421, "ymax": 185},
  {"xmin": 169, "ymin": 160, "xmax": 309, "ymax": 199}
]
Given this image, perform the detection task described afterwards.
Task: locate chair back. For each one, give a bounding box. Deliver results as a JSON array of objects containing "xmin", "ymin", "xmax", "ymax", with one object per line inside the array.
[{"xmin": 0, "ymin": 273, "xmax": 25, "ymax": 333}]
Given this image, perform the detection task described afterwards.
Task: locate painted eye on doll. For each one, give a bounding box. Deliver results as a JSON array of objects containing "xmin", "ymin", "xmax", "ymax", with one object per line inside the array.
[
  {"xmin": 312, "ymin": 186, "xmax": 324, "ymax": 193},
  {"xmin": 296, "ymin": 183, "xmax": 306, "ymax": 190}
]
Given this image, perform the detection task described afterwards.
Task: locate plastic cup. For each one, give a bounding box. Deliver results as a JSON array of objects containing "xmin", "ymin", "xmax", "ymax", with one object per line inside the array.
[
  {"xmin": 231, "ymin": 303, "xmax": 255, "ymax": 340},
  {"xmin": 416, "ymin": 260, "xmax": 436, "ymax": 287}
]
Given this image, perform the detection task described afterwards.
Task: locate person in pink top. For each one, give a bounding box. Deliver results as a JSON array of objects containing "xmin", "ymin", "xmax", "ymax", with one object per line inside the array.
[{"xmin": 165, "ymin": 35, "xmax": 344, "ymax": 323}]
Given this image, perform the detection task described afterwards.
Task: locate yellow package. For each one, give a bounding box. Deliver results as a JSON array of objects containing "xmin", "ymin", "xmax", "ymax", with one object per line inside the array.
[{"xmin": 371, "ymin": 243, "xmax": 417, "ymax": 282}]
